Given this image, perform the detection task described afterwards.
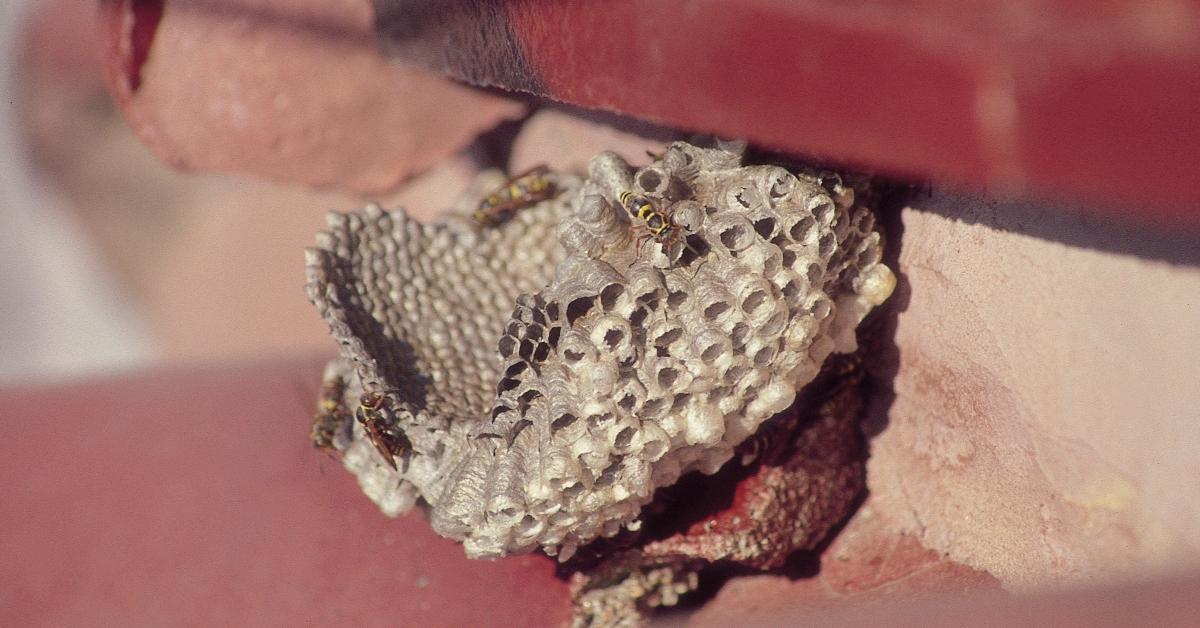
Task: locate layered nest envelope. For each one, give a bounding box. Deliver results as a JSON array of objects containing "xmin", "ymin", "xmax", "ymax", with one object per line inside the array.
[{"xmin": 305, "ymin": 141, "xmax": 895, "ymax": 624}]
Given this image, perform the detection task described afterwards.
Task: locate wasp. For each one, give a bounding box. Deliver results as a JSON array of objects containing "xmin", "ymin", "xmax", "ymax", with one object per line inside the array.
[
  {"xmin": 310, "ymin": 375, "xmax": 352, "ymax": 460},
  {"xmin": 619, "ymin": 191, "xmax": 705, "ymax": 273},
  {"xmin": 473, "ymin": 165, "xmax": 558, "ymax": 226},
  {"xmin": 356, "ymin": 391, "xmax": 412, "ymax": 471}
]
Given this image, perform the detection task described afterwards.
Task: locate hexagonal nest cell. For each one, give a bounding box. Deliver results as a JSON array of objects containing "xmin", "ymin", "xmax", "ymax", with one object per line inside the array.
[{"xmin": 304, "ymin": 141, "xmax": 895, "ymax": 568}]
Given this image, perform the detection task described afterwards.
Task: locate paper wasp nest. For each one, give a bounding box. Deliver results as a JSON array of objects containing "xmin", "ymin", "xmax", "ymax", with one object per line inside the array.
[{"xmin": 306, "ymin": 141, "xmax": 894, "ymax": 560}]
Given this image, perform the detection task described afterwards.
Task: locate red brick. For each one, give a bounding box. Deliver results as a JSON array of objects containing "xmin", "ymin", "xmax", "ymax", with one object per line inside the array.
[
  {"xmin": 1015, "ymin": 56, "xmax": 1200, "ymax": 221},
  {"xmin": 511, "ymin": 1, "xmax": 987, "ymax": 181},
  {"xmin": 98, "ymin": 0, "xmax": 526, "ymax": 194},
  {"xmin": 485, "ymin": 1, "xmax": 1200, "ymax": 221},
  {"xmin": 0, "ymin": 359, "xmax": 571, "ymax": 627}
]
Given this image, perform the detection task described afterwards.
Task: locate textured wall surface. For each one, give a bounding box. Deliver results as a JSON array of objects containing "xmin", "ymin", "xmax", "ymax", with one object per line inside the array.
[{"xmin": 868, "ymin": 193, "xmax": 1200, "ymax": 589}]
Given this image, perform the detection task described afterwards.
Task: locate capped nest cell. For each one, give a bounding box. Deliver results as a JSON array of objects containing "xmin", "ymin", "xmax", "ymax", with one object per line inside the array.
[{"xmin": 305, "ymin": 141, "xmax": 895, "ymax": 563}]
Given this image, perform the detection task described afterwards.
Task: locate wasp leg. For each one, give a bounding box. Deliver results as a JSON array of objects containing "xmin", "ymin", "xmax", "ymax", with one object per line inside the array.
[{"xmin": 632, "ymin": 233, "xmax": 655, "ymax": 265}]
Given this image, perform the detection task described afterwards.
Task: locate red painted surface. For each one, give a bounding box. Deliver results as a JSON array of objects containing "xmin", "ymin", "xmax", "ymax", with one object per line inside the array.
[
  {"xmin": 0, "ymin": 359, "xmax": 570, "ymax": 627},
  {"xmin": 510, "ymin": 1, "xmax": 985, "ymax": 177},
  {"xmin": 124, "ymin": 0, "xmax": 163, "ymax": 91},
  {"xmin": 96, "ymin": 0, "xmax": 527, "ymax": 194},
  {"xmin": 504, "ymin": 0, "xmax": 1200, "ymax": 224},
  {"xmin": 98, "ymin": 0, "xmax": 157, "ymax": 99}
]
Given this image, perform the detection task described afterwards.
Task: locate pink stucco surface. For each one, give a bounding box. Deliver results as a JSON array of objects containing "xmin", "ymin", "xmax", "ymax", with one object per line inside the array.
[
  {"xmin": 867, "ymin": 195, "xmax": 1200, "ymax": 588},
  {"xmin": 691, "ymin": 497, "xmax": 1001, "ymax": 625}
]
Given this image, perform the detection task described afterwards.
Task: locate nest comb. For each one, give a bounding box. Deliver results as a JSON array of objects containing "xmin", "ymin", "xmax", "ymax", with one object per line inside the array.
[{"xmin": 305, "ymin": 141, "xmax": 895, "ymax": 559}]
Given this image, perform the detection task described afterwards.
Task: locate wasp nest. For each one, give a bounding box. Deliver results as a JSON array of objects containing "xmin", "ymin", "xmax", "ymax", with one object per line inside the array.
[{"xmin": 306, "ymin": 141, "xmax": 894, "ymax": 561}]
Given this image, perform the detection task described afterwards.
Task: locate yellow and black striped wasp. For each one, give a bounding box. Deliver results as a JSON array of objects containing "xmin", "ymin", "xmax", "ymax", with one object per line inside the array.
[
  {"xmin": 619, "ymin": 191, "xmax": 706, "ymax": 273},
  {"xmin": 355, "ymin": 391, "xmax": 412, "ymax": 471},
  {"xmin": 473, "ymin": 165, "xmax": 558, "ymax": 226}
]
